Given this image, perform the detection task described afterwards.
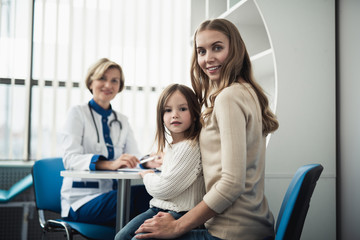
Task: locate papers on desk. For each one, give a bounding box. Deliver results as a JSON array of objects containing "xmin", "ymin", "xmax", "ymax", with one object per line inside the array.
[
  {"xmin": 117, "ymin": 167, "xmax": 146, "ymax": 172},
  {"xmin": 117, "ymin": 167, "xmax": 161, "ymax": 173}
]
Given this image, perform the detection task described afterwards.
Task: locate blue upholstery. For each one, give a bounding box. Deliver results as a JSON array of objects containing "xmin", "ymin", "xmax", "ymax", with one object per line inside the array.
[
  {"xmin": 275, "ymin": 164, "xmax": 323, "ymax": 240},
  {"xmin": 32, "ymin": 158, "xmax": 63, "ymax": 213},
  {"xmin": 32, "ymin": 158, "xmax": 115, "ymax": 240},
  {"xmin": 0, "ymin": 174, "xmax": 33, "ymax": 203}
]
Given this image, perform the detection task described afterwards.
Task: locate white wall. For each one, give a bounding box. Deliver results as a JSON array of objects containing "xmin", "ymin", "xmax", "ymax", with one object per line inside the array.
[
  {"xmin": 339, "ymin": 0, "xmax": 360, "ymax": 239},
  {"xmin": 256, "ymin": 0, "xmax": 336, "ymax": 239}
]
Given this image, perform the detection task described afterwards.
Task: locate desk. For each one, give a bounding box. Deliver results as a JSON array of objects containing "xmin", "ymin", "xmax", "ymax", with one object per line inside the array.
[{"xmin": 60, "ymin": 170, "xmax": 142, "ymax": 232}]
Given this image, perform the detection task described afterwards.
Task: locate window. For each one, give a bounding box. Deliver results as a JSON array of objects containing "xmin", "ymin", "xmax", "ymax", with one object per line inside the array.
[{"xmin": 0, "ymin": 0, "xmax": 191, "ymax": 160}]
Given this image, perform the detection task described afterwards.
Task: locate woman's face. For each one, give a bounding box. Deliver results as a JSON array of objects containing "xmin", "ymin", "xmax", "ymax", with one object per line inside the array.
[
  {"xmin": 196, "ymin": 29, "xmax": 229, "ymax": 85},
  {"xmin": 90, "ymin": 67, "xmax": 121, "ymax": 109},
  {"xmin": 163, "ymin": 90, "xmax": 192, "ymax": 144}
]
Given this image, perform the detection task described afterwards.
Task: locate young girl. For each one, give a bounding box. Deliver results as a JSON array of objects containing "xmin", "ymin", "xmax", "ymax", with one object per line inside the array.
[
  {"xmin": 114, "ymin": 83, "xmax": 205, "ymax": 240},
  {"xmin": 135, "ymin": 19, "xmax": 279, "ymax": 240}
]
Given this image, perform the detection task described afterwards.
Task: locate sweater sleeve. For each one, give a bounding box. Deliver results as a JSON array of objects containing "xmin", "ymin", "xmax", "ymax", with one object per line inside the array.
[
  {"xmin": 203, "ymin": 87, "xmax": 251, "ymax": 213},
  {"xmin": 143, "ymin": 141, "xmax": 201, "ymax": 200}
]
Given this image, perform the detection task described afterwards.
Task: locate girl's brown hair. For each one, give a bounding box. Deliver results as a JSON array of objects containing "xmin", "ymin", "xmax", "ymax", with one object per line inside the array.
[
  {"xmin": 155, "ymin": 84, "xmax": 202, "ymax": 153},
  {"xmin": 190, "ymin": 19, "xmax": 278, "ymax": 136},
  {"xmin": 85, "ymin": 58, "xmax": 125, "ymax": 94}
]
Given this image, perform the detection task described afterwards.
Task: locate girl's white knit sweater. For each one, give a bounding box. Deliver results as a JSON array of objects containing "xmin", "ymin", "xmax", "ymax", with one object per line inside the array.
[{"xmin": 142, "ymin": 140, "xmax": 205, "ymax": 212}]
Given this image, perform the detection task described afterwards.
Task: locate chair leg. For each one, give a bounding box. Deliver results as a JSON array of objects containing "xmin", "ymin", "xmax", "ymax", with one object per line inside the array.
[
  {"xmin": 63, "ymin": 231, "xmax": 73, "ymax": 240},
  {"xmin": 21, "ymin": 203, "xmax": 30, "ymax": 240},
  {"xmin": 61, "ymin": 223, "xmax": 73, "ymax": 240},
  {"xmin": 66, "ymin": 231, "xmax": 73, "ymax": 240},
  {"xmin": 41, "ymin": 223, "xmax": 73, "ymax": 240},
  {"xmin": 41, "ymin": 230, "xmax": 46, "ymax": 240},
  {"xmin": 41, "ymin": 230, "xmax": 73, "ymax": 240}
]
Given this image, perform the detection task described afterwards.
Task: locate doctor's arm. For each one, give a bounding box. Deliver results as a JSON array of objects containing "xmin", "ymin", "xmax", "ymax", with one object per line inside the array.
[{"xmin": 95, "ymin": 154, "xmax": 139, "ymax": 170}]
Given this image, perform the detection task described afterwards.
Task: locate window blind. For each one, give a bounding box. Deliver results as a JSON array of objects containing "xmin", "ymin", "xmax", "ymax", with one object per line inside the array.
[{"xmin": 0, "ymin": 0, "xmax": 191, "ymax": 160}]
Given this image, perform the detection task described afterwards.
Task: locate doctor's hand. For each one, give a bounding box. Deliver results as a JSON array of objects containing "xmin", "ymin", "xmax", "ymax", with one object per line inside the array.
[
  {"xmin": 115, "ymin": 154, "xmax": 140, "ymax": 169},
  {"xmin": 96, "ymin": 154, "xmax": 139, "ymax": 170}
]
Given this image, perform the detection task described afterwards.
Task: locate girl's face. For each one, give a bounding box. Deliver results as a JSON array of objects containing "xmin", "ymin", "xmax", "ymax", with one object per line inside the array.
[
  {"xmin": 196, "ymin": 29, "xmax": 229, "ymax": 85},
  {"xmin": 163, "ymin": 90, "xmax": 192, "ymax": 144},
  {"xmin": 90, "ymin": 67, "xmax": 121, "ymax": 109}
]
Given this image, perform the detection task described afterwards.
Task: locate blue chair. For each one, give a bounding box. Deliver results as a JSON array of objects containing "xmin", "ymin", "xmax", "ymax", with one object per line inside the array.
[
  {"xmin": 0, "ymin": 174, "xmax": 33, "ymax": 203},
  {"xmin": 32, "ymin": 158, "xmax": 115, "ymax": 240},
  {"xmin": 275, "ymin": 163, "xmax": 323, "ymax": 240}
]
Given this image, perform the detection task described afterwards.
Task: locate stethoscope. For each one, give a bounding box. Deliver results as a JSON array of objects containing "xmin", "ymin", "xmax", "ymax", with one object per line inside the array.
[{"xmin": 88, "ymin": 103, "xmax": 122, "ymax": 144}]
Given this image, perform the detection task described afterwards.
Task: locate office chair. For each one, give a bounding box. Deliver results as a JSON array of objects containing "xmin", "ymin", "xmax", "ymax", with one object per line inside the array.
[
  {"xmin": 275, "ymin": 163, "xmax": 323, "ymax": 240},
  {"xmin": 32, "ymin": 158, "xmax": 115, "ymax": 240}
]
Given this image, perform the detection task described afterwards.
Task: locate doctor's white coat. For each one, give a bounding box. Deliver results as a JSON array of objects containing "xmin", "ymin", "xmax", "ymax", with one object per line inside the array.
[{"xmin": 59, "ymin": 103, "xmax": 140, "ymax": 217}]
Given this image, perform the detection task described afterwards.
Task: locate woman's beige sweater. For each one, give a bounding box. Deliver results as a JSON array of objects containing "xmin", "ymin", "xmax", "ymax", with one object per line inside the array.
[{"xmin": 200, "ymin": 83, "xmax": 275, "ymax": 240}]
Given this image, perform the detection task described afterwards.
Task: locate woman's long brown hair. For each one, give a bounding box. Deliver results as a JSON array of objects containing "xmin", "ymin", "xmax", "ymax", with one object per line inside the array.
[{"xmin": 190, "ymin": 19, "xmax": 278, "ymax": 136}]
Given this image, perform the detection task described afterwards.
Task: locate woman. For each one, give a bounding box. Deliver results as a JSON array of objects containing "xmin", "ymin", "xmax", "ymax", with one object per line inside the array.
[
  {"xmin": 135, "ymin": 19, "xmax": 279, "ymax": 240},
  {"xmin": 60, "ymin": 58, "xmax": 154, "ymax": 226}
]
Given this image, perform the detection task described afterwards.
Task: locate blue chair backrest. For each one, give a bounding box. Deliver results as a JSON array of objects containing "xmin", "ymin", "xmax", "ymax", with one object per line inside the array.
[
  {"xmin": 32, "ymin": 158, "xmax": 64, "ymax": 213},
  {"xmin": 275, "ymin": 163, "xmax": 323, "ymax": 240}
]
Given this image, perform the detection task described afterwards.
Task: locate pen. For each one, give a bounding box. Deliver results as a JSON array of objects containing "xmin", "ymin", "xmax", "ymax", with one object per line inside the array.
[{"xmin": 139, "ymin": 156, "xmax": 156, "ymax": 164}]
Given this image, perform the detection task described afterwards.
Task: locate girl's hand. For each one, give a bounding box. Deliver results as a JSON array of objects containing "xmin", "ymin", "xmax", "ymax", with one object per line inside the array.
[
  {"xmin": 143, "ymin": 152, "xmax": 164, "ymax": 169},
  {"xmin": 139, "ymin": 170, "xmax": 155, "ymax": 178},
  {"xmin": 135, "ymin": 212, "xmax": 183, "ymax": 239},
  {"xmin": 143, "ymin": 157, "xmax": 162, "ymax": 169}
]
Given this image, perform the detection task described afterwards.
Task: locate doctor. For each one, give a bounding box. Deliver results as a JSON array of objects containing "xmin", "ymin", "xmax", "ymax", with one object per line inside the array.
[{"xmin": 60, "ymin": 58, "xmax": 154, "ymax": 226}]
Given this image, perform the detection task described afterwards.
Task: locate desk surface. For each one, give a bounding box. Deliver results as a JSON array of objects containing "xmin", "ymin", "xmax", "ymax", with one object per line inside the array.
[{"xmin": 60, "ymin": 170, "xmax": 142, "ymax": 179}]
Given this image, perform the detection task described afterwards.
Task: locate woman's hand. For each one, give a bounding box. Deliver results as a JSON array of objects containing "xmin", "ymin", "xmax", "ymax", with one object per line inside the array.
[
  {"xmin": 135, "ymin": 212, "xmax": 183, "ymax": 239},
  {"xmin": 96, "ymin": 154, "xmax": 139, "ymax": 170},
  {"xmin": 134, "ymin": 201, "xmax": 216, "ymax": 239}
]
